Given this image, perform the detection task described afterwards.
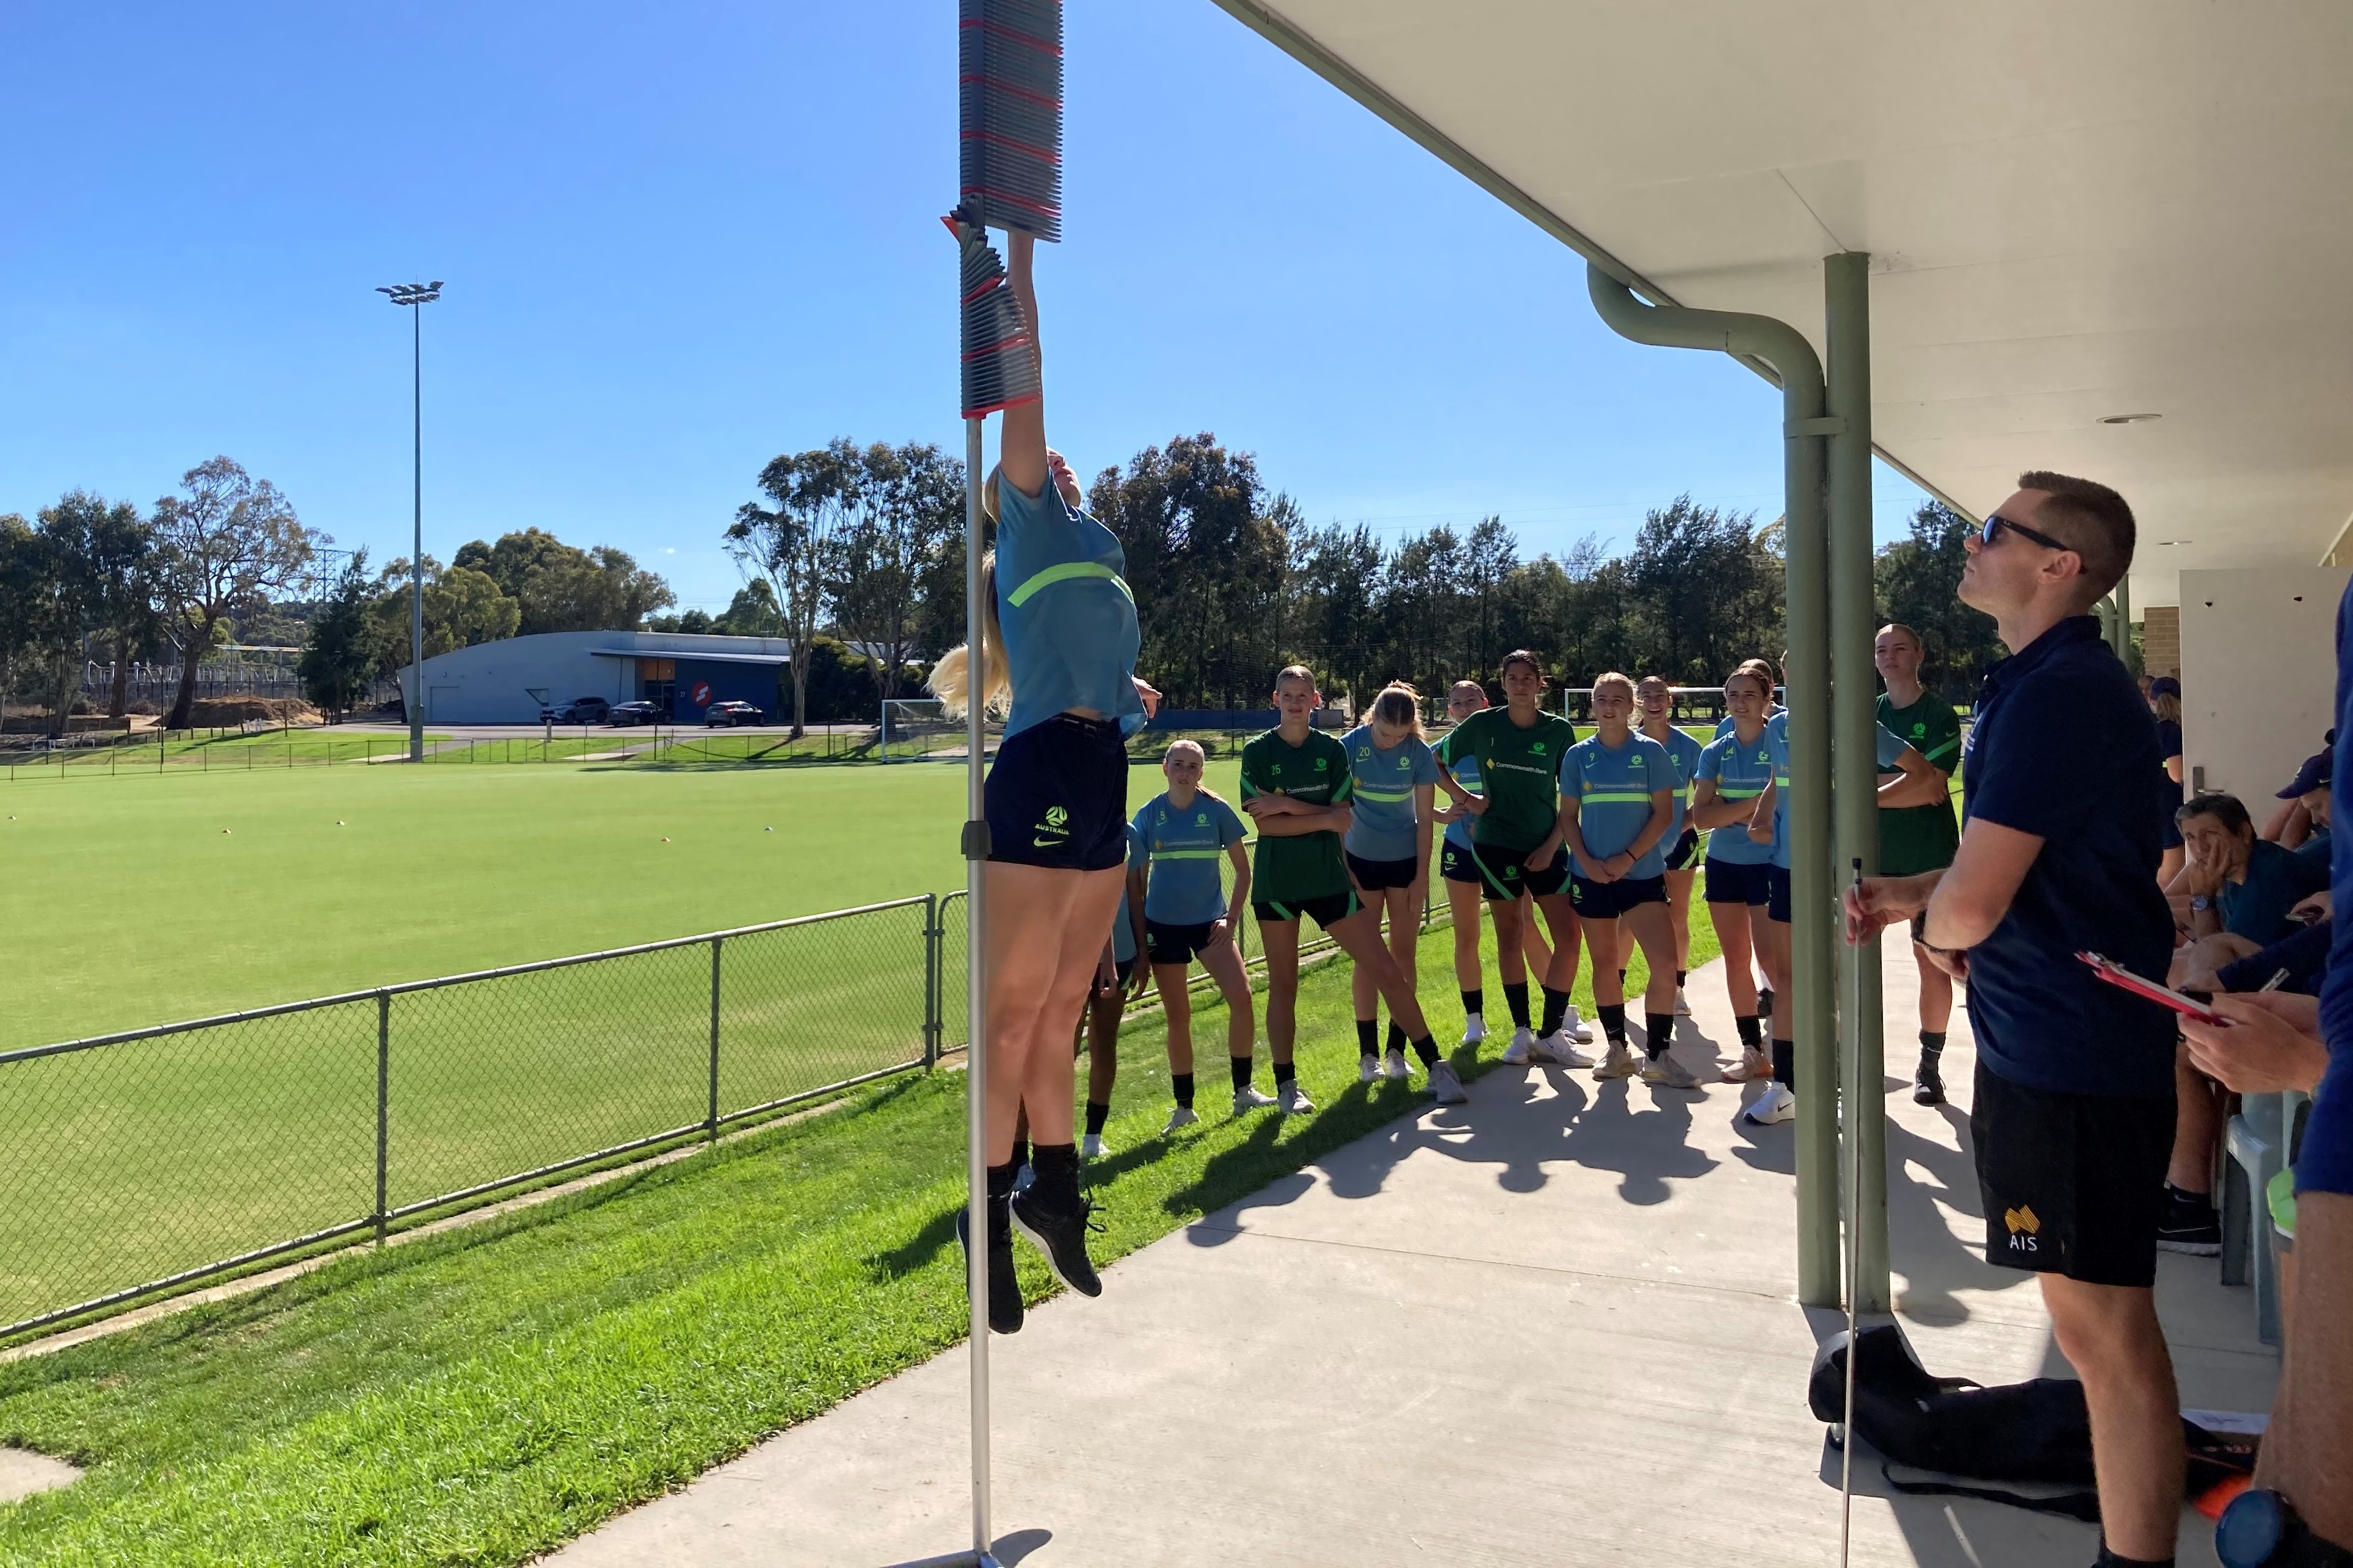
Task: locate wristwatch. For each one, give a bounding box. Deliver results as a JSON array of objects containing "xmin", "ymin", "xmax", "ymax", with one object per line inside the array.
[
  {"xmin": 2192, "ymin": 894, "xmax": 2215, "ymax": 912},
  {"xmin": 2217, "ymin": 1489, "xmax": 2353, "ymax": 1568}
]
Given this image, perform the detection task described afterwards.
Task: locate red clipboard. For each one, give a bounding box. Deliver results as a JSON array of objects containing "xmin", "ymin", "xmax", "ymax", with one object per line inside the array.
[{"xmin": 2076, "ymin": 950, "xmax": 2222, "ymax": 1025}]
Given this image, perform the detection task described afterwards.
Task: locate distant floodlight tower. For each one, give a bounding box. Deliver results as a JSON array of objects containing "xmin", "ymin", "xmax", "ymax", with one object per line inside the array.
[{"xmin": 377, "ymin": 280, "xmax": 444, "ymax": 762}]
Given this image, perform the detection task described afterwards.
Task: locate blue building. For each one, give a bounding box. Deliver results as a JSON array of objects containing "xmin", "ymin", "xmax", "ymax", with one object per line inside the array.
[{"xmin": 395, "ymin": 631, "xmax": 796, "ymax": 725}]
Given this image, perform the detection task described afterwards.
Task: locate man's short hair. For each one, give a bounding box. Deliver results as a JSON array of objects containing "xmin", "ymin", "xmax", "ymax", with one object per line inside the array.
[{"xmin": 2017, "ymin": 471, "xmax": 2136, "ymax": 607}]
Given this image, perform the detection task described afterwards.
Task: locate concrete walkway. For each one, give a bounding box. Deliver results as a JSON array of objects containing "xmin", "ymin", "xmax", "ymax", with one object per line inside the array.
[{"xmin": 547, "ymin": 951, "xmax": 2277, "ymax": 1568}]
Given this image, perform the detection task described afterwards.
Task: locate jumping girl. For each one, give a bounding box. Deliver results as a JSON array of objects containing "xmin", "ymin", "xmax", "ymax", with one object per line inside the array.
[
  {"xmin": 1636, "ymin": 674, "xmax": 1708, "ymax": 1016},
  {"xmin": 1130, "ymin": 741, "xmax": 1261, "ymax": 1122},
  {"xmin": 929, "ymin": 226, "xmax": 1161, "ymax": 1335},
  {"xmin": 1691, "ymin": 665, "xmax": 1778, "ymax": 1084},
  {"xmin": 1242, "ymin": 667, "xmax": 1467, "ymax": 1105},
  {"xmin": 1435, "ymin": 651, "xmax": 1590, "ymax": 1066},
  {"xmin": 1341, "ymin": 683, "xmax": 1443, "ymax": 1083},
  {"xmin": 1548, "ymin": 672, "xmax": 1695, "ymax": 1086},
  {"xmin": 1438, "ymin": 680, "xmax": 1561, "ymax": 1047}
]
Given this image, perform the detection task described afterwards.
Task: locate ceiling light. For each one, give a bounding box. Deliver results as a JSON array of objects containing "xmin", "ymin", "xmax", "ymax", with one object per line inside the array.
[
  {"xmin": 2156, "ymin": 539, "xmax": 2194, "ymax": 547},
  {"xmin": 2098, "ymin": 413, "xmax": 2161, "ymax": 425}
]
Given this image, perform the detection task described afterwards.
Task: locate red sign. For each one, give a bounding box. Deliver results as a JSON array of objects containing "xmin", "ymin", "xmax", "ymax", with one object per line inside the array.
[{"xmin": 691, "ymin": 681, "xmax": 712, "ymax": 706}]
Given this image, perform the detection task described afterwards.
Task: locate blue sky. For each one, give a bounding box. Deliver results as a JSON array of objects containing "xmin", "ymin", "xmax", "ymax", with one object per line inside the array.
[{"xmin": 0, "ymin": 1, "xmax": 1931, "ymax": 614}]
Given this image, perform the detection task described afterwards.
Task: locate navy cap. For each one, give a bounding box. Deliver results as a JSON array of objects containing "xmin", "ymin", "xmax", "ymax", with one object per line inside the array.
[
  {"xmin": 2280, "ymin": 750, "xmax": 2333, "ymax": 799},
  {"xmin": 2149, "ymin": 676, "xmax": 2181, "ymax": 699}
]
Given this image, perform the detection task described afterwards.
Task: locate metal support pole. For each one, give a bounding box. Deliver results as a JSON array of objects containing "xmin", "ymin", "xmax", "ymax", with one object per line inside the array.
[
  {"xmin": 924, "ymin": 893, "xmax": 943, "ymax": 1069},
  {"xmin": 961, "ymin": 414, "xmax": 996, "ymax": 1567},
  {"xmin": 2113, "ymin": 574, "xmax": 2134, "ymax": 663},
  {"xmin": 708, "ymin": 936, "xmax": 723, "ymax": 1142},
  {"xmin": 408, "ymin": 303, "xmax": 425, "ymax": 765},
  {"xmin": 1824, "ymin": 252, "xmax": 1888, "ymax": 1314},
  {"xmin": 375, "ymin": 991, "xmax": 391, "ymax": 1246},
  {"xmin": 1586, "ymin": 265, "xmax": 1839, "ymax": 1304}
]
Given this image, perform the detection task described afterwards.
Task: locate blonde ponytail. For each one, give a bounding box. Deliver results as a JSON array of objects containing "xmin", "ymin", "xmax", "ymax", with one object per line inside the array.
[{"xmin": 926, "ymin": 550, "xmax": 1012, "ymax": 718}]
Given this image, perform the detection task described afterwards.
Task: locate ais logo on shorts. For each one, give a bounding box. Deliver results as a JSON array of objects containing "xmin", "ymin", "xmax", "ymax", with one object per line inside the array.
[{"xmin": 2003, "ymin": 1204, "xmax": 2041, "ymax": 1254}]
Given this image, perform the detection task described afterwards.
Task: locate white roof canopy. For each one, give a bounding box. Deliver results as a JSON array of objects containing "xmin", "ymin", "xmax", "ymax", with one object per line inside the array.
[{"xmin": 1214, "ymin": 1, "xmax": 2353, "ymax": 607}]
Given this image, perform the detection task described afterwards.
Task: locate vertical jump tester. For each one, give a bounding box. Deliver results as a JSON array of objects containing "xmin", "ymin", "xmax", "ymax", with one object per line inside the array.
[{"xmin": 949, "ymin": 2, "xmax": 1060, "ymax": 1562}]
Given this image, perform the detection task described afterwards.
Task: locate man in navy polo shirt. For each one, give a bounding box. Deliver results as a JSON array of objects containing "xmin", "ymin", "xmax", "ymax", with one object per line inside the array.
[{"xmin": 1847, "ymin": 471, "xmax": 2181, "ymax": 1568}]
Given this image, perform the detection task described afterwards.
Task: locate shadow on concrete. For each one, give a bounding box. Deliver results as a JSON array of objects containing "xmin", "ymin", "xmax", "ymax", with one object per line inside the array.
[{"xmin": 880, "ymin": 1526, "xmax": 1053, "ymax": 1567}]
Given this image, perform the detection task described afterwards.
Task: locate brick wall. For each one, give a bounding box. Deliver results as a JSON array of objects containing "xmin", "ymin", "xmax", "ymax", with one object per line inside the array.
[{"xmin": 2141, "ymin": 605, "xmax": 2180, "ymax": 678}]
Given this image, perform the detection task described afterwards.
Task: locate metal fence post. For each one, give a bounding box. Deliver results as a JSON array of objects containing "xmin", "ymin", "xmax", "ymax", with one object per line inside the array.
[
  {"xmin": 923, "ymin": 893, "xmax": 942, "ymax": 1069},
  {"xmin": 708, "ymin": 935, "xmax": 723, "ymax": 1141},
  {"xmin": 375, "ymin": 990, "xmax": 391, "ymax": 1246}
]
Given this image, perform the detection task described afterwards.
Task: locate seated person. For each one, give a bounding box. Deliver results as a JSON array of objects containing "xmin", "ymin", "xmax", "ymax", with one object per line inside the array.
[
  {"xmin": 2174, "ymin": 793, "xmax": 2330, "ymax": 947},
  {"xmin": 2174, "ymin": 903, "xmax": 2333, "ymax": 997},
  {"xmin": 2263, "ymin": 748, "xmax": 2333, "ymax": 855}
]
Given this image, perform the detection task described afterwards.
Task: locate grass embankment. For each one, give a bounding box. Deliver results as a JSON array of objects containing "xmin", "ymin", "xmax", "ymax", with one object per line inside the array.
[{"xmin": 0, "ymin": 908, "xmax": 1719, "ymax": 1567}]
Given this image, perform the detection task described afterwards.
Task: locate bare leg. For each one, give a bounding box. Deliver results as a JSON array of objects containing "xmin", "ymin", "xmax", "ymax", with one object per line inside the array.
[
  {"xmin": 1017, "ymin": 869, "xmax": 1126, "ymax": 1149},
  {"xmin": 1325, "ymin": 909, "xmax": 1432, "ymax": 1039},
  {"xmin": 1622, "ymin": 900, "xmax": 1678, "ymax": 1018},
  {"xmin": 1714, "ymin": 900, "xmax": 1759, "ymax": 1013},
  {"xmin": 1489, "ymin": 895, "xmax": 1528, "ymax": 986},
  {"xmin": 1383, "ymin": 883, "xmax": 1419, "ymax": 1016},
  {"xmin": 1448, "ymin": 873, "xmax": 1485, "ymax": 990},
  {"xmin": 1156, "ymin": 963, "xmax": 1195, "ymax": 1077},
  {"xmin": 2041, "ymin": 1274, "xmax": 2184, "ymax": 1561},
  {"xmin": 1351, "ymin": 892, "xmax": 1383, "ymax": 1031},
  {"xmin": 1084, "ymin": 985, "xmax": 1120, "ymax": 1107},
  {"xmin": 2167, "ymin": 1042, "xmax": 2222, "ymax": 1195},
  {"xmin": 1585, "ymin": 917, "xmax": 1626, "ymax": 1008},
  {"xmin": 1914, "ymin": 941, "xmax": 1954, "ymax": 1033},
  {"xmin": 1534, "ymin": 892, "xmax": 1581, "ymax": 994},
  {"xmin": 2263, "ymin": 1193, "xmax": 2353, "ymax": 1545},
  {"xmin": 1664, "ymin": 866, "xmax": 1695, "ymax": 974},
  {"xmin": 1198, "ymin": 938, "xmax": 1256, "ymax": 1061},
  {"xmin": 1261, "ymin": 917, "xmax": 1302, "ymax": 1061},
  {"xmin": 982, "ymin": 863, "xmax": 1121, "ymax": 1161},
  {"xmin": 1520, "ymin": 904, "xmax": 1554, "ymax": 974}
]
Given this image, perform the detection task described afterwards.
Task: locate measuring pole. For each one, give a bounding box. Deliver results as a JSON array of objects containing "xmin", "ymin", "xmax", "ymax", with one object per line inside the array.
[{"xmin": 961, "ymin": 413, "xmax": 998, "ymax": 1568}]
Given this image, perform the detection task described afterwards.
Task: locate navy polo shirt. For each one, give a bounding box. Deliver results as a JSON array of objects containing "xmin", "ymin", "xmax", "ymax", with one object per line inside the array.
[
  {"xmin": 1960, "ymin": 616, "xmax": 2175, "ymax": 1097},
  {"xmin": 2304, "ymin": 577, "xmax": 2353, "ymax": 1198}
]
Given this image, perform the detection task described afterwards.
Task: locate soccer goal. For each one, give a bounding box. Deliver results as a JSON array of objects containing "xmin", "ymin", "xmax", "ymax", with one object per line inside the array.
[{"xmin": 879, "ymin": 698, "xmax": 982, "ymax": 762}]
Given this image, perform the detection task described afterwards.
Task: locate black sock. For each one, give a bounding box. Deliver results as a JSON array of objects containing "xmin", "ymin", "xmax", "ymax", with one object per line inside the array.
[
  {"xmin": 2166, "ymin": 1181, "xmax": 2213, "ymax": 1213},
  {"xmin": 1771, "ymin": 1039, "xmax": 1794, "ymax": 1089},
  {"xmin": 986, "ymin": 1160, "xmax": 1018, "ymax": 1199},
  {"xmin": 1918, "ymin": 1030, "xmax": 1946, "ymax": 1063},
  {"xmin": 1617, "ymin": 967, "xmax": 1626, "ymax": 988},
  {"xmin": 1355, "ymin": 1017, "xmax": 1379, "ymax": 1057},
  {"xmin": 1675, "ymin": 969, "xmax": 1687, "ymax": 988},
  {"xmin": 2095, "ymin": 1542, "xmax": 2175, "ymax": 1568},
  {"xmin": 1274, "ymin": 1059, "xmax": 1296, "ymax": 1087},
  {"xmin": 1735, "ymin": 1014, "xmax": 1762, "ymax": 1049},
  {"xmin": 1540, "ymin": 985, "xmax": 1571, "ymax": 1036},
  {"xmin": 1645, "ymin": 1014, "xmax": 1675, "ymax": 1059},
  {"xmin": 1386, "ymin": 1020, "xmax": 1407, "ymax": 1053},
  {"xmin": 1460, "ymin": 987, "xmax": 1484, "ymax": 1019},
  {"xmin": 1172, "ymin": 1072, "xmax": 1194, "ymax": 1110},
  {"xmin": 1503, "ymin": 981, "xmax": 1531, "ymax": 1028},
  {"xmin": 1412, "ymin": 1035, "xmax": 1440, "ymax": 1067},
  {"xmin": 1010, "ymin": 1135, "xmax": 1030, "ymax": 1172},
  {"xmin": 1084, "ymin": 1099, "xmax": 1110, "ymax": 1136},
  {"xmin": 1230, "ymin": 1056, "xmax": 1254, "ymax": 1091},
  {"xmin": 1031, "ymin": 1142, "xmax": 1079, "ymax": 1204},
  {"xmin": 1597, "ymin": 1003, "xmax": 1628, "ymax": 1044},
  {"xmin": 1758, "ymin": 987, "xmax": 1775, "ymax": 1021}
]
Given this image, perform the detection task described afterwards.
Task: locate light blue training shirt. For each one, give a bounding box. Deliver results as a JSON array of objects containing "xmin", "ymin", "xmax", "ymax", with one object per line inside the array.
[
  {"xmin": 1340, "ymin": 724, "xmax": 1441, "ymax": 863},
  {"xmin": 1698, "ymin": 724, "xmax": 1777, "ymax": 865},
  {"xmin": 1444, "ymin": 748, "xmax": 1484, "ymax": 850},
  {"xmin": 1714, "ymin": 704, "xmax": 1786, "ymax": 742},
  {"xmin": 994, "ymin": 475, "xmax": 1145, "ymax": 739},
  {"xmin": 1559, "ymin": 731, "xmax": 1677, "ymax": 878},
  {"xmin": 1131, "ymin": 790, "xmax": 1247, "ymax": 925},
  {"xmin": 1648, "ymin": 724, "xmax": 1707, "ymax": 838},
  {"xmin": 1112, "ymin": 824, "xmax": 1142, "ymax": 963},
  {"xmin": 1763, "ymin": 712, "xmax": 1912, "ymax": 869}
]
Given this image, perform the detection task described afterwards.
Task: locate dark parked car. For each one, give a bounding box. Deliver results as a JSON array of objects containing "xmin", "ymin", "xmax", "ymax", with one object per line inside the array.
[
  {"xmin": 607, "ymin": 701, "xmax": 666, "ymax": 726},
  {"xmin": 703, "ymin": 700, "xmax": 765, "ymax": 728},
  {"xmin": 540, "ymin": 696, "xmax": 610, "ymax": 724}
]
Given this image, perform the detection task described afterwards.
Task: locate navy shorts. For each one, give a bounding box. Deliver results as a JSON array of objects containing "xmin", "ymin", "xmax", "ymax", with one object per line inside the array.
[
  {"xmin": 1663, "ymin": 825, "xmax": 1701, "ymax": 872},
  {"xmin": 1473, "ymin": 845, "xmax": 1569, "ymax": 902},
  {"xmin": 1973, "ymin": 1062, "xmax": 2173, "ymax": 1287},
  {"xmin": 984, "ymin": 714, "xmax": 1129, "ymax": 871},
  {"xmin": 1570, "ymin": 872, "xmax": 1667, "ymax": 919},
  {"xmin": 1093, "ymin": 955, "xmax": 1137, "ymax": 996},
  {"xmin": 1145, "ymin": 919, "xmax": 1222, "ymax": 965},
  {"xmin": 1767, "ymin": 865, "xmax": 1793, "ymax": 923},
  {"xmin": 1440, "ymin": 840, "xmax": 1483, "ymax": 884},
  {"xmin": 1253, "ymin": 890, "xmax": 1360, "ymax": 931},
  {"xmin": 1346, "ymin": 851, "xmax": 1418, "ymax": 892},
  {"xmin": 1703, "ymin": 856, "xmax": 1774, "ymax": 908}
]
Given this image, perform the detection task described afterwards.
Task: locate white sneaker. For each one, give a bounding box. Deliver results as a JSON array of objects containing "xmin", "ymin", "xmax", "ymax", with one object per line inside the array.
[
  {"xmin": 1461, "ymin": 1014, "xmax": 1488, "ymax": 1045},
  {"xmin": 1427, "ymin": 1061, "xmax": 1468, "ymax": 1105},
  {"xmin": 1720, "ymin": 1049, "xmax": 1774, "ymax": 1083},
  {"xmin": 1079, "ymin": 1132, "xmax": 1108, "ymax": 1160},
  {"xmin": 1744, "ymin": 1082, "xmax": 1797, "ymax": 1125},
  {"xmin": 1674, "ymin": 988, "xmax": 1693, "ymax": 1017},
  {"xmin": 1557, "ymin": 1006, "xmax": 1594, "ymax": 1045},
  {"xmin": 1640, "ymin": 1051, "xmax": 1702, "ymax": 1089},
  {"xmin": 1277, "ymin": 1080, "xmax": 1316, "ymax": 1115},
  {"xmin": 1232, "ymin": 1085, "xmax": 1278, "ymax": 1114},
  {"xmin": 1594, "ymin": 1041, "xmax": 1641, "ymax": 1079},
  {"xmin": 1161, "ymin": 1105, "xmax": 1198, "ymax": 1135},
  {"xmin": 1533, "ymin": 1031, "xmax": 1595, "ymax": 1068},
  {"xmin": 1359, "ymin": 1055, "xmax": 1381, "ymax": 1084},
  {"xmin": 1383, "ymin": 1046, "xmax": 1412, "ymax": 1081},
  {"xmin": 1500, "ymin": 1026, "xmax": 1537, "ymax": 1066}
]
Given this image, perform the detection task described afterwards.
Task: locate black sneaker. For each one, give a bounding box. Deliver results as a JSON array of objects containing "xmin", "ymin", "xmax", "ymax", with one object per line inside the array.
[
  {"xmin": 954, "ymin": 1197, "xmax": 1024, "ymax": 1334},
  {"xmin": 2155, "ymin": 1195, "xmax": 2222, "ymax": 1257},
  {"xmin": 1913, "ymin": 1061, "xmax": 1946, "ymax": 1105},
  {"xmin": 1010, "ymin": 1185, "xmax": 1104, "ymax": 1298}
]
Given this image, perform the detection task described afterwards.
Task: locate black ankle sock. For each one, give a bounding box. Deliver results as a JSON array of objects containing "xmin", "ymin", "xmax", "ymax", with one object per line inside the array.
[
  {"xmin": 1675, "ymin": 969, "xmax": 1687, "ymax": 988},
  {"xmin": 2095, "ymin": 1543, "xmax": 2175, "ymax": 1568},
  {"xmin": 1031, "ymin": 1142, "xmax": 1078, "ymax": 1201},
  {"xmin": 1230, "ymin": 1056, "xmax": 1254, "ymax": 1091},
  {"xmin": 1387, "ymin": 1020, "xmax": 1407, "ymax": 1053},
  {"xmin": 1461, "ymin": 987, "xmax": 1484, "ymax": 1019},
  {"xmin": 1758, "ymin": 987, "xmax": 1775, "ymax": 1020},
  {"xmin": 1597, "ymin": 1003, "xmax": 1628, "ymax": 1044},
  {"xmin": 2166, "ymin": 1182, "xmax": 2214, "ymax": 1214},
  {"xmin": 1503, "ymin": 981, "xmax": 1531, "ymax": 1028},
  {"xmin": 1735, "ymin": 1014, "xmax": 1762, "ymax": 1049},
  {"xmin": 1172, "ymin": 1072, "xmax": 1194, "ymax": 1110},
  {"xmin": 1274, "ymin": 1059, "xmax": 1296, "ymax": 1087},
  {"xmin": 1540, "ymin": 985, "xmax": 1571, "ymax": 1036},
  {"xmin": 1010, "ymin": 1136, "xmax": 1030, "ymax": 1172},
  {"xmin": 1355, "ymin": 1017, "xmax": 1379, "ymax": 1056},
  {"xmin": 1412, "ymin": 1035, "xmax": 1440, "ymax": 1067},
  {"xmin": 1771, "ymin": 1039, "xmax": 1794, "ymax": 1089},
  {"xmin": 1616, "ymin": 967, "xmax": 1626, "ymax": 988},
  {"xmin": 1644, "ymin": 1014, "xmax": 1675, "ymax": 1058},
  {"xmin": 986, "ymin": 1160, "xmax": 1018, "ymax": 1198},
  {"xmin": 1918, "ymin": 1030, "xmax": 1946, "ymax": 1061},
  {"xmin": 1084, "ymin": 1099, "xmax": 1110, "ymax": 1136}
]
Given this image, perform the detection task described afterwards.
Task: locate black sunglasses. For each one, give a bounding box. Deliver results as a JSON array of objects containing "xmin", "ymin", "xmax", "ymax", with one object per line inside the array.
[{"xmin": 1979, "ymin": 513, "xmax": 2072, "ymax": 553}]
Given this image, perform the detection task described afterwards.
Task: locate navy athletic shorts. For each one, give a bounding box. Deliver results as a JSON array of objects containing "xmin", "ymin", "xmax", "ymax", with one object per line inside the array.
[
  {"xmin": 1767, "ymin": 864, "xmax": 1793, "ymax": 923},
  {"xmin": 1703, "ymin": 857, "xmax": 1774, "ymax": 907},
  {"xmin": 1440, "ymin": 840, "xmax": 1483, "ymax": 884},
  {"xmin": 1663, "ymin": 825, "xmax": 1702, "ymax": 872},
  {"xmin": 1144, "ymin": 919, "xmax": 1223, "ymax": 966},
  {"xmin": 1253, "ymin": 890, "xmax": 1360, "ymax": 931},
  {"xmin": 1570, "ymin": 872, "xmax": 1667, "ymax": 920},
  {"xmin": 1973, "ymin": 1062, "xmax": 2173, "ymax": 1287},
  {"xmin": 1473, "ymin": 845, "xmax": 1568, "ymax": 903},
  {"xmin": 1346, "ymin": 851, "xmax": 1418, "ymax": 892},
  {"xmin": 984, "ymin": 713, "xmax": 1130, "ymax": 872}
]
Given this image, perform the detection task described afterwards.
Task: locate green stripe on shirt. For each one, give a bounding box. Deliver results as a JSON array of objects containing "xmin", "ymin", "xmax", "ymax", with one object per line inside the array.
[
  {"xmin": 1579, "ymin": 790, "xmax": 1656, "ymax": 804},
  {"xmin": 1005, "ymin": 560, "xmax": 1134, "ymax": 608}
]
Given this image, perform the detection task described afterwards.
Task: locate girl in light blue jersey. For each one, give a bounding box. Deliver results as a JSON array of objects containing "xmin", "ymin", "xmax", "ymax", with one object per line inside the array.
[
  {"xmin": 1637, "ymin": 675, "xmax": 1709, "ymax": 1017},
  {"xmin": 1692, "ymin": 665, "xmax": 1779, "ymax": 1082},
  {"xmin": 1438, "ymin": 681, "xmax": 1558, "ymax": 1047},
  {"xmin": 1341, "ymin": 684, "xmax": 1444, "ymax": 1083},
  {"xmin": 1131, "ymin": 740, "xmax": 1260, "ymax": 1124}
]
